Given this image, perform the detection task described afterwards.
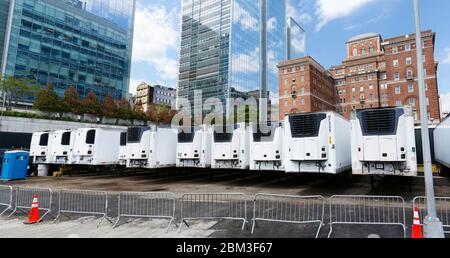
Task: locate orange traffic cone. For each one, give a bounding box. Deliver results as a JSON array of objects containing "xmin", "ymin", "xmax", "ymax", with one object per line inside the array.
[
  {"xmin": 24, "ymin": 195, "xmax": 40, "ymax": 225},
  {"xmin": 412, "ymin": 207, "xmax": 423, "ymax": 238}
]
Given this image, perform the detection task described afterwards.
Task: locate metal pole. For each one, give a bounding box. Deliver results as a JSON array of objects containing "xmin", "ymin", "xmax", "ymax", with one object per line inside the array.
[{"xmin": 413, "ymin": 0, "xmax": 445, "ymax": 238}]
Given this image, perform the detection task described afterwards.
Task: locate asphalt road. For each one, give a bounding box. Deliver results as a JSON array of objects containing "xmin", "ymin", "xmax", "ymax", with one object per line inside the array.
[{"xmin": 0, "ymin": 169, "xmax": 449, "ymax": 238}]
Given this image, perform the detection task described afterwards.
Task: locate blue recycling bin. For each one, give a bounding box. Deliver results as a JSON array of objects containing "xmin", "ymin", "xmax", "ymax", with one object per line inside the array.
[{"xmin": 0, "ymin": 151, "xmax": 30, "ymax": 181}]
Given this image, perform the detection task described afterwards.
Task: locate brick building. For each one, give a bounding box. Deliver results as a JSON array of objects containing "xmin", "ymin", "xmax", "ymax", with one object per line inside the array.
[
  {"xmin": 278, "ymin": 56, "xmax": 336, "ymax": 121},
  {"xmin": 331, "ymin": 30, "xmax": 440, "ymax": 123}
]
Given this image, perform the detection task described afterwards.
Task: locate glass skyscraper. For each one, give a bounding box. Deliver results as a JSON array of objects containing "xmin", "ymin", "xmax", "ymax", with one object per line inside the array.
[
  {"xmin": 0, "ymin": 0, "xmax": 135, "ymax": 104},
  {"xmin": 178, "ymin": 0, "xmax": 302, "ymax": 118}
]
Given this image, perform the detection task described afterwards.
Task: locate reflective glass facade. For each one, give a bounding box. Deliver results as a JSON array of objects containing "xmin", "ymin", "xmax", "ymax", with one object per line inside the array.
[
  {"xmin": 0, "ymin": 0, "xmax": 11, "ymax": 62},
  {"xmin": 0, "ymin": 0, "xmax": 135, "ymax": 103},
  {"xmin": 179, "ymin": 0, "xmax": 295, "ymax": 117}
]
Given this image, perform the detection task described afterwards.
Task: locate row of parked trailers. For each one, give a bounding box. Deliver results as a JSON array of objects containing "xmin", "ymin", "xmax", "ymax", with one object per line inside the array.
[{"xmin": 29, "ymin": 107, "xmax": 450, "ymax": 177}]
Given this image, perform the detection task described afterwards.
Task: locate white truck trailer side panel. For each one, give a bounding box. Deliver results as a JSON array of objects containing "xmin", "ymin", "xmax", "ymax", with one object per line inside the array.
[
  {"xmin": 434, "ymin": 116, "xmax": 450, "ymax": 169},
  {"xmin": 148, "ymin": 128, "xmax": 177, "ymax": 169},
  {"xmin": 126, "ymin": 127, "xmax": 177, "ymax": 169},
  {"xmin": 30, "ymin": 132, "xmax": 51, "ymax": 164},
  {"xmin": 72, "ymin": 128, "xmax": 124, "ymax": 166}
]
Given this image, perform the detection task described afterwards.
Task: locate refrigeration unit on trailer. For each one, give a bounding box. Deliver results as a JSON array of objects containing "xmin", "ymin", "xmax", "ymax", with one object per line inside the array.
[
  {"xmin": 30, "ymin": 131, "xmax": 51, "ymax": 164},
  {"xmin": 118, "ymin": 131, "xmax": 127, "ymax": 166},
  {"xmin": 71, "ymin": 128, "xmax": 125, "ymax": 166},
  {"xmin": 177, "ymin": 125, "xmax": 212, "ymax": 168},
  {"xmin": 284, "ymin": 112, "xmax": 351, "ymax": 174},
  {"xmin": 434, "ymin": 115, "xmax": 450, "ymax": 176},
  {"xmin": 125, "ymin": 126, "xmax": 177, "ymax": 169},
  {"xmin": 249, "ymin": 123, "xmax": 284, "ymax": 171},
  {"xmin": 48, "ymin": 130, "xmax": 75, "ymax": 165},
  {"xmin": 351, "ymin": 107, "xmax": 417, "ymax": 177},
  {"xmin": 211, "ymin": 123, "xmax": 249, "ymax": 170}
]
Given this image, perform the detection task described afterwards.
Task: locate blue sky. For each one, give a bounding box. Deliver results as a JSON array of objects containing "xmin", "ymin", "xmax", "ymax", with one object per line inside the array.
[{"xmin": 130, "ymin": 0, "xmax": 450, "ymax": 112}]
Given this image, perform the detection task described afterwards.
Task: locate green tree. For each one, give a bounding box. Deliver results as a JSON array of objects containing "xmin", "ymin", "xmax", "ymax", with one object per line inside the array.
[
  {"xmin": 103, "ymin": 94, "xmax": 117, "ymax": 118},
  {"xmin": 1, "ymin": 75, "xmax": 38, "ymax": 108},
  {"xmin": 33, "ymin": 83, "xmax": 64, "ymax": 112},
  {"xmin": 80, "ymin": 92, "xmax": 103, "ymax": 116},
  {"xmin": 63, "ymin": 86, "xmax": 80, "ymax": 113}
]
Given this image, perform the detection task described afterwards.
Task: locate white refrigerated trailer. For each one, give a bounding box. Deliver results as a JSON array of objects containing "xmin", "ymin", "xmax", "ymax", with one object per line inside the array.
[
  {"xmin": 125, "ymin": 126, "xmax": 177, "ymax": 169},
  {"xmin": 30, "ymin": 131, "xmax": 51, "ymax": 164},
  {"xmin": 71, "ymin": 128, "xmax": 125, "ymax": 166},
  {"xmin": 48, "ymin": 129, "xmax": 75, "ymax": 165},
  {"xmin": 351, "ymin": 107, "xmax": 417, "ymax": 177},
  {"xmin": 118, "ymin": 131, "xmax": 128, "ymax": 166},
  {"xmin": 249, "ymin": 123, "xmax": 284, "ymax": 171},
  {"xmin": 177, "ymin": 125, "xmax": 212, "ymax": 168},
  {"xmin": 284, "ymin": 112, "xmax": 351, "ymax": 174},
  {"xmin": 434, "ymin": 115, "xmax": 450, "ymax": 176},
  {"xmin": 211, "ymin": 123, "xmax": 249, "ymax": 170}
]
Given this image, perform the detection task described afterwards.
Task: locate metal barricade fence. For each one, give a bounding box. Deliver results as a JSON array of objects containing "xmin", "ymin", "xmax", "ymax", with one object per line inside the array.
[
  {"xmin": 55, "ymin": 189, "xmax": 108, "ymax": 227},
  {"xmin": 0, "ymin": 186, "xmax": 13, "ymax": 216},
  {"xmin": 114, "ymin": 192, "xmax": 176, "ymax": 232},
  {"xmin": 328, "ymin": 195, "xmax": 406, "ymax": 238},
  {"xmin": 179, "ymin": 193, "xmax": 248, "ymax": 232},
  {"xmin": 413, "ymin": 197, "xmax": 450, "ymax": 234},
  {"xmin": 252, "ymin": 194, "xmax": 325, "ymax": 238},
  {"xmin": 10, "ymin": 187, "xmax": 53, "ymax": 221}
]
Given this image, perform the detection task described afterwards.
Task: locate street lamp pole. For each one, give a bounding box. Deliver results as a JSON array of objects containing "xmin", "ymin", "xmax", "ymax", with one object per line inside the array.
[{"xmin": 413, "ymin": 0, "xmax": 445, "ymax": 238}]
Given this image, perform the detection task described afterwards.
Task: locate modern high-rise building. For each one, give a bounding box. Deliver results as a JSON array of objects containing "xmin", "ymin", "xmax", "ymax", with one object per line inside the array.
[
  {"xmin": 0, "ymin": 0, "xmax": 136, "ymax": 105},
  {"xmin": 177, "ymin": 0, "xmax": 303, "ymax": 117}
]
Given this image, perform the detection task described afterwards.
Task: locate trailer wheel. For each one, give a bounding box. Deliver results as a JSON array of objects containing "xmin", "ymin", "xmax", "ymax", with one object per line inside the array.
[{"xmin": 438, "ymin": 164, "xmax": 450, "ymax": 177}]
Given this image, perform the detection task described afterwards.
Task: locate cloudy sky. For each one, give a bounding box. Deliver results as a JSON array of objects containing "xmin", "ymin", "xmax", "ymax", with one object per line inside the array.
[{"xmin": 129, "ymin": 0, "xmax": 450, "ymax": 113}]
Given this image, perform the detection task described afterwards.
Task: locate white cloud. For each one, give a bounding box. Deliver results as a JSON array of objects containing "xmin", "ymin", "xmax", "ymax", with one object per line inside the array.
[
  {"xmin": 291, "ymin": 36, "xmax": 306, "ymax": 55},
  {"xmin": 443, "ymin": 48, "xmax": 450, "ymax": 65},
  {"xmin": 267, "ymin": 17, "xmax": 277, "ymax": 32},
  {"xmin": 233, "ymin": 2, "xmax": 259, "ymax": 31},
  {"xmin": 131, "ymin": 5, "xmax": 179, "ymax": 81},
  {"xmin": 441, "ymin": 92, "xmax": 450, "ymax": 116},
  {"xmin": 232, "ymin": 48, "xmax": 260, "ymax": 74},
  {"xmin": 287, "ymin": 0, "xmax": 312, "ymax": 25},
  {"xmin": 315, "ymin": 0, "xmax": 374, "ymax": 31}
]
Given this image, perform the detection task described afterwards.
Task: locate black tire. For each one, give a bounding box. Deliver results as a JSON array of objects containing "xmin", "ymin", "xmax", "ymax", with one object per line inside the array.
[{"xmin": 438, "ymin": 164, "xmax": 450, "ymax": 177}]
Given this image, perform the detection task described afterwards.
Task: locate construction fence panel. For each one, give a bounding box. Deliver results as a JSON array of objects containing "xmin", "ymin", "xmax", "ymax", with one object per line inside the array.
[
  {"xmin": 252, "ymin": 194, "xmax": 325, "ymax": 238},
  {"xmin": 328, "ymin": 195, "xmax": 406, "ymax": 238},
  {"xmin": 11, "ymin": 187, "xmax": 52, "ymax": 221},
  {"xmin": 55, "ymin": 189, "xmax": 108, "ymax": 226},
  {"xmin": 179, "ymin": 193, "xmax": 248, "ymax": 232},
  {"xmin": 413, "ymin": 197, "xmax": 450, "ymax": 234},
  {"xmin": 114, "ymin": 192, "xmax": 176, "ymax": 231},
  {"xmin": 0, "ymin": 186, "xmax": 13, "ymax": 216}
]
